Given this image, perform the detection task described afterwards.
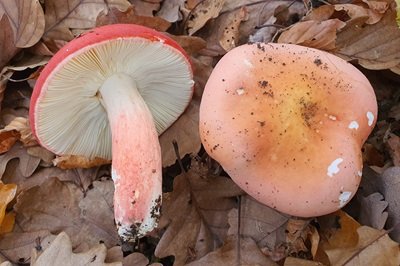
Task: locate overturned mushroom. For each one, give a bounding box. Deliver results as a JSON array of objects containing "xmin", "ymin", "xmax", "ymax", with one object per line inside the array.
[
  {"xmin": 30, "ymin": 24, "xmax": 193, "ymax": 241},
  {"xmin": 199, "ymin": 43, "xmax": 377, "ymax": 217}
]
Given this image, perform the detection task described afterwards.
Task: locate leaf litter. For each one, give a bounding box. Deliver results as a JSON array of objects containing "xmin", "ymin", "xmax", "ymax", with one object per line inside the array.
[{"xmin": 0, "ymin": 0, "xmax": 400, "ymax": 265}]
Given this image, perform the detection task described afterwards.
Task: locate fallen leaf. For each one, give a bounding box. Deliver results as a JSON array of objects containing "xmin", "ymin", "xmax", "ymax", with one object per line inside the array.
[
  {"xmin": 0, "ymin": 130, "xmax": 19, "ymax": 154},
  {"xmin": 325, "ymin": 226, "xmax": 400, "ymax": 265},
  {"xmin": 0, "ymin": 182, "xmax": 16, "ymax": 230},
  {"xmin": 0, "ymin": 16, "xmax": 19, "ymax": 70},
  {"xmin": 96, "ymin": 6, "xmax": 171, "ymax": 32},
  {"xmin": 0, "ymin": 142, "xmax": 41, "ymax": 180},
  {"xmin": 334, "ymin": 3, "xmax": 388, "ymax": 24},
  {"xmin": 14, "ymin": 178, "xmax": 120, "ymax": 248},
  {"xmin": 379, "ymin": 167, "xmax": 400, "ymax": 242},
  {"xmin": 335, "ymin": 7, "xmax": 400, "ymax": 74},
  {"xmin": 0, "ymin": 211, "xmax": 15, "ymax": 234},
  {"xmin": 284, "ymin": 257, "xmax": 325, "ymax": 266},
  {"xmin": 1, "ymin": 117, "xmax": 37, "ymax": 147},
  {"xmin": 165, "ymin": 35, "xmax": 207, "ymax": 55},
  {"xmin": 53, "ymin": 155, "xmax": 111, "ymax": 169},
  {"xmin": 123, "ymin": 252, "xmax": 161, "ymax": 266},
  {"xmin": 155, "ymin": 159, "xmax": 243, "ymax": 265},
  {"xmin": 185, "ymin": 0, "xmax": 226, "ymax": 35},
  {"xmin": 31, "ymin": 232, "xmax": 121, "ymax": 266},
  {"xmin": 186, "ymin": 236, "xmax": 278, "ymax": 266},
  {"xmin": 228, "ymin": 196, "xmax": 288, "ymax": 250},
  {"xmin": 278, "ymin": 19, "xmax": 346, "ymax": 50},
  {"xmin": 385, "ymin": 133, "xmax": 400, "ymax": 165},
  {"xmin": 0, "ymin": 0, "xmax": 45, "ymax": 48},
  {"xmin": 156, "ymin": 0, "xmax": 185, "ymax": 23},
  {"xmin": 130, "ymin": 0, "xmax": 162, "ymax": 17},
  {"xmin": 43, "ymin": 0, "xmax": 131, "ymax": 41},
  {"xmin": 0, "ymin": 230, "xmax": 55, "ymax": 264},
  {"xmin": 397, "ymin": 0, "xmax": 400, "ymax": 27},
  {"xmin": 358, "ymin": 192, "xmax": 388, "ymax": 230}
]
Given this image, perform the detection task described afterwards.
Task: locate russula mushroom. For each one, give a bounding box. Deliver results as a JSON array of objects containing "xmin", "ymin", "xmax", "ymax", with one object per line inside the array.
[
  {"xmin": 30, "ymin": 24, "xmax": 193, "ymax": 241},
  {"xmin": 199, "ymin": 43, "xmax": 377, "ymax": 217}
]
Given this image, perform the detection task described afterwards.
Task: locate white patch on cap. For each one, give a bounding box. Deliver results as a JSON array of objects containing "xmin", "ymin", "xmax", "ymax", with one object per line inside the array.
[
  {"xmin": 367, "ymin": 111, "xmax": 374, "ymax": 126},
  {"xmin": 357, "ymin": 171, "xmax": 362, "ymax": 177},
  {"xmin": 327, "ymin": 158, "xmax": 344, "ymax": 177},
  {"xmin": 328, "ymin": 115, "xmax": 337, "ymax": 121},
  {"xmin": 348, "ymin": 121, "xmax": 359, "ymax": 130},
  {"xmin": 236, "ymin": 88, "xmax": 245, "ymax": 95},
  {"xmin": 111, "ymin": 168, "xmax": 120, "ymax": 182},
  {"xmin": 339, "ymin": 191, "xmax": 352, "ymax": 208},
  {"xmin": 244, "ymin": 59, "xmax": 253, "ymax": 67}
]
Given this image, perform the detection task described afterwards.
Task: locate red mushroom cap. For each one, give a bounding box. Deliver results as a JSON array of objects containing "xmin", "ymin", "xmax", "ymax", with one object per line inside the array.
[{"xmin": 199, "ymin": 43, "xmax": 377, "ymax": 217}]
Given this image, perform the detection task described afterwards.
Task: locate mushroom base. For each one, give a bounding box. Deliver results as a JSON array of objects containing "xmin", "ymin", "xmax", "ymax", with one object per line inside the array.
[{"xmin": 100, "ymin": 73, "xmax": 162, "ymax": 241}]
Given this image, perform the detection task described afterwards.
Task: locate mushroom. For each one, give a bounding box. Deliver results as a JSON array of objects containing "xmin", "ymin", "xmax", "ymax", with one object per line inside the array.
[
  {"xmin": 199, "ymin": 43, "xmax": 377, "ymax": 217},
  {"xmin": 30, "ymin": 24, "xmax": 194, "ymax": 241}
]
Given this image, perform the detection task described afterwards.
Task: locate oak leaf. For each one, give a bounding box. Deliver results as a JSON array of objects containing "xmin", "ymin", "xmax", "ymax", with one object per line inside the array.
[
  {"xmin": 185, "ymin": 0, "xmax": 226, "ymax": 35},
  {"xmin": 31, "ymin": 232, "xmax": 121, "ymax": 266}
]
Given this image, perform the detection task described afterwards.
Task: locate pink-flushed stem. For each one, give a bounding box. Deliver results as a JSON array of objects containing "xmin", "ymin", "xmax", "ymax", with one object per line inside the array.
[{"xmin": 99, "ymin": 73, "xmax": 162, "ymax": 242}]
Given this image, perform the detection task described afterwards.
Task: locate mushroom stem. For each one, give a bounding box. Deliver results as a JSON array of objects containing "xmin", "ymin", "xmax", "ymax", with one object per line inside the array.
[{"xmin": 99, "ymin": 73, "xmax": 162, "ymax": 241}]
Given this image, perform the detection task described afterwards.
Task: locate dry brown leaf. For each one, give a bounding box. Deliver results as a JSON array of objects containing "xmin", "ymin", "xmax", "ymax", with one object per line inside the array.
[
  {"xmin": 358, "ymin": 192, "xmax": 388, "ymax": 230},
  {"xmin": 156, "ymin": 0, "xmax": 185, "ymax": 23},
  {"xmin": 218, "ymin": 7, "xmax": 248, "ymax": 52},
  {"xmin": 130, "ymin": 0, "xmax": 162, "ymax": 17},
  {"xmin": 319, "ymin": 211, "xmax": 360, "ymax": 250},
  {"xmin": 43, "ymin": 0, "xmax": 131, "ymax": 41},
  {"xmin": 0, "ymin": 182, "xmax": 16, "ymax": 232},
  {"xmin": 0, "ymin": 142, "xmax": 41, "ymax": 180},
  {"xmin": 228, "ymin": 196, "xmax": 288, "ymax": 250},
  {"xmin": 185, "ymin": 0, "xmax": 226, "ymax": 35},
  {"xmin": 284, "ymin": 257, "xmax": 325, "ymax": 266},
  {"xmin": 379, "ymin": 167, "xmax": 400, "ymax": 242},
  {"xmin": 0, "ymin": 211, "xmax": 15, "ymax": 234},
  {"xmin": 0, "ymin": 230, "xmax": 55, "ymax": 264},
  {"xmin": 31, "ymin": 232, "xmax": 121, "ymax": 266},
  {"xmin": 385, "ymin": 133, "xmax": 400, "ymax": 165},
  {"xmin": 325, "ymin": 226, "xmax": 400, "ymax": 265},
  {"xmin": 53, "ymin": 155, "xmax": 111, "ymax": 169},
  {"xmin": 14, "ymin": 178, "xmax": 120, "ymax": 248},
  {"xmin": 0, "ymin": 0, "xmax": 45, "ymax": 48},
  {"xmin": 0, "ymin": 130, "xmax": 19, "ymax": 154},
  {"xmin": 155, "ymin": 159, "xmax": 243, "ymax": 265},
  {"xmin": 0, "ymin": 16, "xmax": 19, "ymax": 70},
  {"xmin": 166, "ymin": 35, "xmax": 207, "ymax": 55},
  {"xmin": 335, "ymin": 7, "xmax": 400, "ymax": 74},
  {"xmin": 186, "ymin": 236, "xmax": 278, "ymax": 266},
  {"xmin": 96, "ymin": 6, "xmax": 171, "ymax": 32},
  {"xmin": 278, "ymin": 19, "xmax": 346, "ymax": 50},
  {"xmin": 1, "ymin": 117, "xmax": 37, "ymax": 147},
  {"xmin": 334, "ymin": 3, "xmax": 388, "ymax": 24},
  {"xmin": 123, "ymin": 252, "xmax": 162, "ymax": 266}
]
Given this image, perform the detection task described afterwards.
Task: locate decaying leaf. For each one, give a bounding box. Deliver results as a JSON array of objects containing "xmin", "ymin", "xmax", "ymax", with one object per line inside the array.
[
  {"xmin": 0, "ymin": 211, "xmax": 15, "ymax": 234},
  {"xmin": 14, "ymin": 178, "xmax": 120, "ymax": 249},
  {"xmin": 358, "ymin": 192, "xmax": 388, "ymax": 230},
  {"xmin": 130, "ymin": 0, "xmax": 162, "ymax": 17},
  {"xmin": 385, "ymin": 133, "xmax": 400, "ymax": 165},
  {"xmin": 0, "ymin": 130, "xmax": 19, "ymax": 154},
  {"xmin": 96, "ymin": 6, "xmax": 171, "ymax": 32},
  {"xmin": 0, "ymin": 16, "xmax": 19, "ymax": 70},
  {"xmin": 228, "ymin": 196, "xmax": 288, "ymax": 250},
  {"xmin": 185, "ymin": 0, "xmax": 226, "ymax": 35},
  {"xmin": 0, "ymin": 182, "xmax": 16, "ymax": 231},
  {"xmin": 0, "ymin": 116, "xmax": 37, "ymax": 147},
  {"xmin": 335, "ymin": 7, "xmax": 400, "ymax": 74},
  {"xmin": 43, "ymin": 0, "xmax": 131, "ymax": 41},
  {"xmin": 186, "ymin": 236, "xmax": 278, "ymax": 266},
  {"xmin": 0, "ymin": 142, "xmax": 40, "ymax": 180},
  {"xmin": 53, "ymin": 155, "xmax": 111, "ymax": 169},
  {"xmin": 31, "ymin": 232, "xmax": 121, "ymax": 266},
  {"xmin": 278, "ymin": 19, "xmax": 346, "ymax": 50},
  {"xmin": 325, "ymin": 226, "xmax": 400, "ymax": 265},
  {"xmin": 0, "ymin": 230, "xmax": 55, "ymax": 264},
  {"xmin": 157, "ymin": 0, "xmax": 185, "ymax": 23},
  {"xmin": 284, "ymin": 257, "xmax": 325, "ymax": 266},
  {"xmin": 155, "ymin": 159, "xmax": 243, "ymax": 265},
  {"xmin": 379, "ymin": 167, "xmax": 400, "ymax": 242},
  {"xmin": 165, "ymin": 35, "xmax": 207, "ymax": 55}
]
